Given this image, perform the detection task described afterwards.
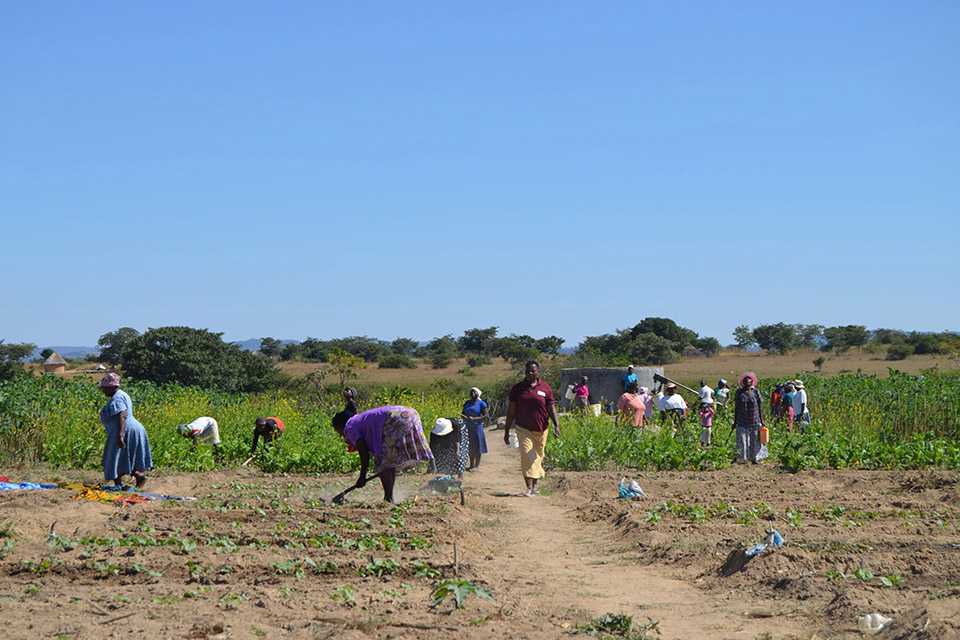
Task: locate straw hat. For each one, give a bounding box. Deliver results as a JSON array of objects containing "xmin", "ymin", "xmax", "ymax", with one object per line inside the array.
[
  {"xmin": 738, "ymin": 371, "xmax": 758, "ymax": 388},
  {"xmin": 793, "ymin": 380, "xmax": 804, "ymax": 389}
]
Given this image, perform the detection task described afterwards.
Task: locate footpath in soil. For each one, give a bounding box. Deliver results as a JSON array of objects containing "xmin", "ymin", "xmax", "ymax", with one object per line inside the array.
[{"xmin": 1, "ymin": 427, "xmax": 959, "ymax": 639}]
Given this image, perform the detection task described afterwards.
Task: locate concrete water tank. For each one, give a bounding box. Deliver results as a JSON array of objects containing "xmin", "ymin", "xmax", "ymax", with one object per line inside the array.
[{"xmin": 558, "ymin": 366, "xmax": 663, "ymax": 413}]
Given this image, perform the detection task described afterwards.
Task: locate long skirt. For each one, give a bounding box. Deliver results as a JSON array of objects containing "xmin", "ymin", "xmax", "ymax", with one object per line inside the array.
[
  {"xmin": 376, "ymin": 407, "xmax": 433, "ymax": 473},
  {"xmin": 736, "ymin": 426, "xmax": 768, "ymax": 463},
  {"xmin": 467, "ymin": 423, "xmax": 488, "ymax": 456},
  {"xmin": 103, "ymin": 419, "xmax": 153, "ymax": 482},
  {"xmin": 517, "ymin": 427, "xmax": 548, "ymax": 479}
]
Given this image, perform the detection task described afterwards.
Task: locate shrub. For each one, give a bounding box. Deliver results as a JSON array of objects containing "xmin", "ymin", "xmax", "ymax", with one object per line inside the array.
[
  {"xmin": 466, "ymin": 355, "xmax": 491, "ymax": 368},
  {"xmin": 379, "ymin": 354, "xmax": 417, "ymax": 369},
  {"xmin": 428, "ymin": 351, "xmax": 454, "ymax": 369},
  {"xmin": 886, "ymin": 343, "xmax": 914, "ymax": 361}
]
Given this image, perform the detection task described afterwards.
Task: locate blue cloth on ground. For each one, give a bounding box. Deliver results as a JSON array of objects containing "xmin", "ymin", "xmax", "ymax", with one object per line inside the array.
[{"xmin": 0, "ymin": 482, "xmax": 57, "ymax": 490}]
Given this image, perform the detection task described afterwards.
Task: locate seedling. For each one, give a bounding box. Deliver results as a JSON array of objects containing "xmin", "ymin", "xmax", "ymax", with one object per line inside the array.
[
  {"xmin": 431, "ymin": 578, "xmax": 494, "ymax": 609},
  {"xmin": 330, "ymin": 585, "xmax": 355, "ymax": 602}
]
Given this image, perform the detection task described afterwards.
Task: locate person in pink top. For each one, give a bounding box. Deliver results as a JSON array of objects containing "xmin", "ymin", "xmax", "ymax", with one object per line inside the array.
[
  {"xmin": 699, "ymin": 401, "xmax": 715, "ymax": 446},
  {"xmin": 572, "ymin": 376, "xmax": 590, "ymax": 415},
  {"xmin": 616, "ymin": 381, "xmax": 646, "ymax": 428}
]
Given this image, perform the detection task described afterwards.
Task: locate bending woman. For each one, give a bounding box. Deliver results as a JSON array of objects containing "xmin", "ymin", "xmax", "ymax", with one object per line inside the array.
[{"xmin": 333, "ymin": 406, "xmax": 434, "ymax": 502}]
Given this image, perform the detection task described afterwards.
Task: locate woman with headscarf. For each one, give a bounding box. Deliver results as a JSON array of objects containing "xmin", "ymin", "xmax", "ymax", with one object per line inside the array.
[
  {"xmin": 504, "ymin": 361, "xmax": 560, "ymax": 497},
  {"xmin": 572, "ymin": 375, "xmax": 590, "ymax": 415},
  {"xmin": 638, "ymin": 386, "xmax": 655, "ymax": 427},
  {"xmin": 733, "ymin": 371, "xmax": 767, "ymax": 464},
  {"xmin": 98, "ymin": 373, "xmax": 153, "ymax": 488},
  {"xmin": 342, "ymin": 387, "xmax": 360, "ymax": 417},
  {"xmin": 462, "ymin": 387, "xmax": 488, "ymax": 471},
  {"xmin": 332, "ymin": 406, "xmax": 433, "ymax": 503},
  {"xmin": 616, "ymin": 381, "xmax": 646, "ymax": 428}
]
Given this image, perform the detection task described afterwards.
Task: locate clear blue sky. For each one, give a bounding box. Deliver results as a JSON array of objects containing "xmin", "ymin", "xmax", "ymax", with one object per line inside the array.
[{"xmin": 2, "ymin": 2, "xmax": 957, "ymax": 349}]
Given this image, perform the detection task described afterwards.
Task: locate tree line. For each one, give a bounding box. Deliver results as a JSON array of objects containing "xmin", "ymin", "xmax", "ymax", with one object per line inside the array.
[{"xmin": 732, "ymin": 323, "xmax": 960, "ymax": 360}]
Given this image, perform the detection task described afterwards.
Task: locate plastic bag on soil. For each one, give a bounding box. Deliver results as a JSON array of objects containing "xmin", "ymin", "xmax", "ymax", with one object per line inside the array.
[{"xmin": 423, "ymin": 475, "xmax": 462, "ymax": 494}]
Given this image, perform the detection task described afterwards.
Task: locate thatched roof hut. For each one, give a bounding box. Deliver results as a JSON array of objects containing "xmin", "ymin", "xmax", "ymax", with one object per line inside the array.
[{"xmin": 43, "ymin": 352, "xmax": 68, "ymax": 374}]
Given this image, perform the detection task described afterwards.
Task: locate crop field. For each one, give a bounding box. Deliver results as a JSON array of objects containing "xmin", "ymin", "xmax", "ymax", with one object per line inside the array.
[{"xmin": 1, "ymin": 368, "xmax": 959, "ymax": 638}]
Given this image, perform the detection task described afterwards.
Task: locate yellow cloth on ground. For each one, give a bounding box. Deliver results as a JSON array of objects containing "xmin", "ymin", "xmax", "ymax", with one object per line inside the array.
[{"xmin": 517, "ymin": 426, "xmax": 547, "ymax": 479}]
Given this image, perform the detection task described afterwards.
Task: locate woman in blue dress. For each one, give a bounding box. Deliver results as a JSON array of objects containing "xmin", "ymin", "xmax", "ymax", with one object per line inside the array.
[
  {"xmin": 462, "ymin": 387, "xmax": 489, "ymax": 471},
  {"xmin": 98, "ymin": 373, "xmax": 153, "ymax": 488}
]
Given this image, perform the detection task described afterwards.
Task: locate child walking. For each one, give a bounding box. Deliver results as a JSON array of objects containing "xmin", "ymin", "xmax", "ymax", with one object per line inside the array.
[{"xmin": 699, "ymin": 402, "xmax": 715, "ymax": 446}]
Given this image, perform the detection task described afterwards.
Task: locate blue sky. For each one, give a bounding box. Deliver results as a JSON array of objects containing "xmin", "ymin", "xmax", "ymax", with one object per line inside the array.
[{"xmin": 2, "ymin": 1, "xmax": 957, "ymax": 349}]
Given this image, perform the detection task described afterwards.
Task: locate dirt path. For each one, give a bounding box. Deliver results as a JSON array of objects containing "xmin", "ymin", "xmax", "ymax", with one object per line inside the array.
[{"xmin": 463, "ymin": 426, "xmax": 811, "ymax": 639}]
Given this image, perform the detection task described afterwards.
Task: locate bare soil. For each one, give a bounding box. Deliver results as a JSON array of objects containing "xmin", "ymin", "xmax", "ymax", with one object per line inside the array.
[{"xmin": 2, "ymin": 431, "xmax": 959, "ymax": 639}]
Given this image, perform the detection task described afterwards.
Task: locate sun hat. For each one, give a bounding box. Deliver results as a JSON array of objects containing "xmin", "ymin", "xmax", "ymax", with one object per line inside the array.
[
  {"xmin": 100, "ymin": 372, "xmax": 121, "ymax": 387},
  {"xmin": 793, "ymin": 380, "xmax": 804, "ymax": 389},
  {"xmin": 432, "ymin": 418, "xmax": 454, "ymax": 436},
  {"xmin": 718, "ymin": 379, "xmax": 727, "ymax": 387},
  {"xmin": 627, "ymin": 365, "xmax": 635, "ymax": 370},
  {"xmin": 665, "ymin": 382, "xmax": 677, "ymax": 390},
  {"xmin": 738, "ymin": 371, "xmax": 758, "ymax": 388}
]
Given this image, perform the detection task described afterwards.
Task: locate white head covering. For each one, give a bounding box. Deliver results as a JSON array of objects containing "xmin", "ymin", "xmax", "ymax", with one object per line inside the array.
[
  {"xmin": 432, "ymin": 418, "xmax": 454, "ymax": 436},
  {"xmin": 470, "ymin": 387, "xmax": 482, "ymax": 398}
]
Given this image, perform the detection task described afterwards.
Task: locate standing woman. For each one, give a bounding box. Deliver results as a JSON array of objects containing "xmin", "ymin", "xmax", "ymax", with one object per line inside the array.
[
  {"xmin": 343, "ymin": 387, "xmax": 360, "ymax": 417},
  {"xmin": 572, "ymin": 376, "xmax": 590, "ymax": 415},
  {"xmin": 504, "ymin": 361, "xmax": 560, "ymax": 497},
  {"xmin": 332, "ymin": 406, "xmax": 433, "ymax": 503},
  {"xmin": 462, "ymin": 387, "xmax": 488, "ymax": 471},
  {"xmin": 733, "ymin": 371, "xmax": 767, "ymax": 464},
  {"xmin": 98, "ymin": 373, "xmax": 153, "ymax": 488},
  {"xmin": 616, "ymin": 381, "xmax": 646, "ymax": 428}
]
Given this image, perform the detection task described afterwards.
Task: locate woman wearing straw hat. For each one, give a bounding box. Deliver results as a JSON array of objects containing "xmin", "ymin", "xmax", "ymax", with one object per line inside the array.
[
  {"xmin": 98, "ymin": 373, "xmax": 153, "ymax": 488},
  {"xmin": 792, "ymin": 380, "xmax": 810, "ymax": 433},
  {"xmin": 733, "ymin": 372, "xmax": 767, "ymax": 464},
  {"xmin": 504, "ymin": 361, "xmax": 560, "ymax": 497}
]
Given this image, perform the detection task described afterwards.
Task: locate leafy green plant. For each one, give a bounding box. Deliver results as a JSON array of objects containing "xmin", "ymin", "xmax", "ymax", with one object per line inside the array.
[
  {"xmin": 358, "ymin": 559, "xmax": 401, "ymax": 577},
  {"xmin": 879, "ymin": 573, "xmax": 903, "ymax": 588},
  {"xmin": 330, "ymin": 585, "xmax": 355, "ymax": 602},
  {"xmin": 412, "ymin": 561, "xmax": 441, "ymax": 578},
  {"xmin": 854, "ymin": 568, "xmax": 874, "ymax": 582},
  {"xmin": 431, "ymin": 578, "xmax": 494, "ymax": 609},
  {"xmin": 573, "ymin": 612, "xmax": 661, "ymax": 639}
]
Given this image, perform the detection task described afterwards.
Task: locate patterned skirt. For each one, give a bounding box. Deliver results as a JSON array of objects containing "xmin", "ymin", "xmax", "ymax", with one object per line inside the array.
[{"xmin": 375, "ymin": 407, "xmax": 433, "ymax": 473}]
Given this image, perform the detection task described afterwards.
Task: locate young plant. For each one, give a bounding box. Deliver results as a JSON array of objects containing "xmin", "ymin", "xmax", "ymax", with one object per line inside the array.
[{"xmin": 431, "ymin": 578, "xmax": 494, "ymax": 609}]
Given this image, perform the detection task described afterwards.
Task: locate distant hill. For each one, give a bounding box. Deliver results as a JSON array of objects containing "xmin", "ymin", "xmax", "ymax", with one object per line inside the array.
[{"xmin": 31, "ymin": 346, "xmax": 100, "ymax": 361}]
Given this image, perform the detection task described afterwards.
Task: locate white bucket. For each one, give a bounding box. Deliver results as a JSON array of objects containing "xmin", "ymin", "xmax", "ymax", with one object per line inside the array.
[{"xmin": 564, "ymin": 385, "xmax": 576, "ymax": 401}]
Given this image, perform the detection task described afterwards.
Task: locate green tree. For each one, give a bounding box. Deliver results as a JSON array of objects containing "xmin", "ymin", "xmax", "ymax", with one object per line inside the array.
[
  {"xmin": 39, "ymin": 348, "xmax": 55, "ymax": 361},
  {"xmin": 456, "ymin": 327, "xmax": 498, "ymax": 354},
  {"xmin": 123, "ymin": 326, "xmax": 278, "ymax": 392},
  {"xmin": 327, "ymin": 347, "xmax": 367, "ymax": 386},
  {"xmin": 0, "ymin": 340, "xmax": 36, "ymax": 381},
  {"xmin": 630, "ymin": 317, "xmax": 697, "ymax": 349},
  {"xmin": 732, "ymin": 325, "xmax": 756, "ymax": 349},
  {"xmin": 259, "ymin": 337, "xmax": 284, "ymax": 358},
  {"xmin": 694, "ymin": 337, "xmax": 721, "ymax": 357},
  {"xmin": 535, "ymin": 335, "xmax": 565, "ymax": 356},
  {"xmin": 625, "ymin": 333, "xmax": 678, "ymax": 365},
  {"xmin": 96, "ymin": 327, "xmax": 140, "ymax": 367},
  {"xmin": 389, "ymin": 337, "xmax": 419, "ymax": 357},
  {"xmin": 752, "ymin": 323, "xmax": 798, "ymax": 354},
  {"xmin": 823, "ymin": 325, "xmax": 870, "ymax": 353},
  {"xmin": 793, "ymin": 324, "xmax": 825, "ymax": 349}
]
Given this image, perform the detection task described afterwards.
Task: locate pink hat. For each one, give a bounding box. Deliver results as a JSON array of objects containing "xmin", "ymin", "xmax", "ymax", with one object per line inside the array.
[
  {"xmin": 738, "ymin": 371, "xmax": 757, "ymax": 388},
  {"xmin": 100, "ymin": 372, "xmax": 121, "ymax": 387}
]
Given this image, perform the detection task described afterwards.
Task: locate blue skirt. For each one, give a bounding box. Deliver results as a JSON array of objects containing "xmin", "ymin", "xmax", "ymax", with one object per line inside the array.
[
  {"xmin": 103, "ymin": 418, "xmax": 153, "ymax": 481},
  {"xmin": 467, "ymin": 423, "xmax": 488, "ymax": 456}
]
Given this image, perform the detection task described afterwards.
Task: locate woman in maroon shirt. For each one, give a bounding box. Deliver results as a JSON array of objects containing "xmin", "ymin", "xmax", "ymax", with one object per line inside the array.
[{"xmin": 503, "ymin": 361, "xmax": 560, "ymax": 497}]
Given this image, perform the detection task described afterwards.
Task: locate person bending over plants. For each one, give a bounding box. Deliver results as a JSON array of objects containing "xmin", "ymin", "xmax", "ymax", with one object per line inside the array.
[
  {"xmin": 332, "ymin": 406, "xmax": 434, "ymax": 503},
  {"xmin": 250, "ymin": 417, "xmax": 284, "ymax": 459},
  {"xmin": 178, "ymin": 416, "xmax": 223, "ymax": 461}
]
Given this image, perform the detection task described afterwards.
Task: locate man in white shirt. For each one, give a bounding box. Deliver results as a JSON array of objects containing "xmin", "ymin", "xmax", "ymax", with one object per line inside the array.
[
  {"xmin": 698, "ymin": 380, "xmax": 715, "ymax": 405},
  {"xmin": 792, "ymin": 380, "xmax": 810, "ymax": 433},
  {"xmin": 658, "ymin": 383, "xmax": 688, "ymax": 431},
  {"xmin": 178, "ymin": 416, "xmax": 223, "ymax": 459}
]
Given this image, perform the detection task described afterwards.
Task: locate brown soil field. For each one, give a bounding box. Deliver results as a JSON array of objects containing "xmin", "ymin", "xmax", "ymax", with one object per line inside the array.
[{"xmin": 2, "ymin": 430, "xmax": 959, "ymax": 639}]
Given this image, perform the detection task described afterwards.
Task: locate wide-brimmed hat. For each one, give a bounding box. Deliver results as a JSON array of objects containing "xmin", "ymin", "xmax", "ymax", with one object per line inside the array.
[
  {"xmin": 793, "ymin": 380, "xmax": 804, "ymax": 389},
  {"xmin": 432, "ymin": 418, "xmax": 454, "ymax": 436},
  {"xmin": 738, "ymin": 371, "xmax": 758, "ymax": 388}
]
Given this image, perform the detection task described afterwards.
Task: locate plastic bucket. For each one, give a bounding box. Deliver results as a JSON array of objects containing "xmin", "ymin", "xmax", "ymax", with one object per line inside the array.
[
  {"xmin": 564, "ymin": 385, "xmax": 576, "ymax": 401},
  {"xmin": 590, "ymin": 404, "xmax": 602, "ymax": 417}
]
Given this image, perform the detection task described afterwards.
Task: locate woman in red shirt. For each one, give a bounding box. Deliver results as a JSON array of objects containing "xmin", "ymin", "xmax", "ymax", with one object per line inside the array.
[{"xmin": 503, "ymin": 361, "xmax": 560, "ymax": 497}]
